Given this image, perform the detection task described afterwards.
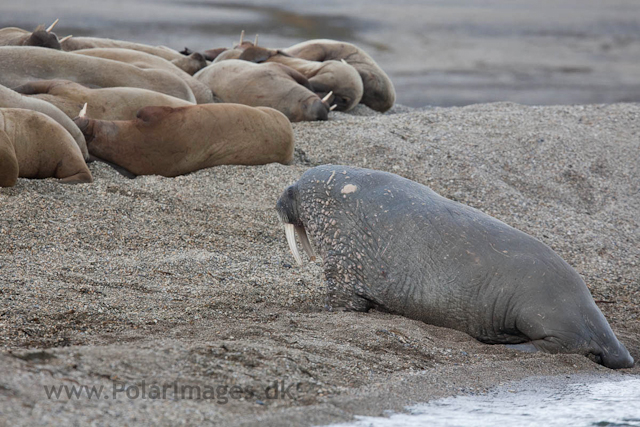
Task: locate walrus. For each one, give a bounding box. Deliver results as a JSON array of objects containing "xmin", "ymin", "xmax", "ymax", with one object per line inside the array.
[
  {"xmin": 73, "ymin": 48, "xmax": 212, "ymax": 103},
  {"xmin": 14, "ymin": 80, "xmax": 192, "ymax": 121},
  {"xmin": 0, "ymin": 108, "xmax": 92, "ymax": 187},
  {"xmin": 0, "ymin": 83, "xmax": 88, "ymax": 160},
  {"xmin": 275, "ymin": 166, "xmax": 634, "ymax": 369},
  {"xmin": 0, "ymin": 20, "xmax": 61, "ymax": 49},
  {"xmin": 283, "ymin": 40, "xmax": 395, "ymax": 112},
  {"xmin": 0, "ymin": 47, "xmax": 196, "ymax": 103},
  {"xmin": 60, "ymin": 37, "xmax": 205, "ymax": 74},
  {"xmin": 73, "ymin": 103, "xmax": 294, "ymax": 177},
  {"xmin": 233, "ymin": 46, "xmax": 363, "ymax": 112},
  {"xmin": 194, "ymin": 60, "xmax": 335, "ymax": 122}
]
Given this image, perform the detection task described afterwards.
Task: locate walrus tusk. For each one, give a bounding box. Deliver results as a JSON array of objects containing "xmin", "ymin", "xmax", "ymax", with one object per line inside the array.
[
  {"xmin": 59, "ymin": 35, "xmax": 73, "ymax": 43},
  {"xmin": 284, "ymin": 223, "xmax": 303, "ymax": 265},
  {"xmin": 341, "ymin": 59, "xmax": 348, "ymax": 65},
  {"xmin": 79, "ymin": 103, "xmax": 88, "ymax": 118},
  {"xmin": 322, "ymin": 91, "xmax": 333, "ymax": 103},
  {"xmin": 254, "ymin": 34, "xmax": 259, "ymax": 46},
  {"xmin": 46, "ymin": 19, "xmax": 59, "ymax": 33},
  {"xmin": 295, "ymin": 225, "xmax": 315, "ymax": 261},
  {"xmin": 329, "ymin": 104, "xmax": 338, "ymax": 111},
  {"xmin": 239, "ymin": 30, "xmax": 245, "ymax": 45}
]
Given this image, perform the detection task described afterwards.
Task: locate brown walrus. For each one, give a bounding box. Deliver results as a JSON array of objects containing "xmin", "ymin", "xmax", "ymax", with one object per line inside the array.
[
  {"xmin": 194, "ymin": 60, "xmax": 334, "ymax": 122},
  {"xmin": 0, "ymin": 46, "xmax": 196, "ymax": 103},
  {"xmin": 0, "ymin": 20, "xmax": 61, "ymax": 49},
  {"xmin": 14, "ymin": 80, "xmax": 192, "ymax": 121},
  {"xmin": 229, "ymin": 46, "xmax": 363, "ymax": 112},
  {"xmin": 0, "ymin": 108, "xmax": 92, "ymax": 187},
  {"xmin": 60, "ymin": 37, "xmax": 206, "ymax": 75},
  {"xmin": 73, "ymin": 103, "xmax": 294, "ymax": 177},
  {"xmin": 283, "ymin": 39, "xmax": 395, "ymax": 112},
  {"xmin": 0, "ymin": 83, "xmax": 88, "ymax": 160},
  {"xmin": 73, "ymin": 48, "xmax": 213, "ymax": 103}
]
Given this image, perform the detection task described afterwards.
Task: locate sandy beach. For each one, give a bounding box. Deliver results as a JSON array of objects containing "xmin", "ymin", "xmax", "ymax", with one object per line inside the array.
[{"xmin": 0, "ymin": 102, "xmax": 638, "ymax": 425}]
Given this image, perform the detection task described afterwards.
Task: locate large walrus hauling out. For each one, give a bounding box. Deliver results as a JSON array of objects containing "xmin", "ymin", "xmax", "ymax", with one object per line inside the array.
[
  {"xmin": 73, "ymin": 103, "xmax": 294, "ymax": 177},
  {"xmin": 60, "ymin": 36, "xmax": 206, "ymax": 75},
  {"xmin": 72, "ymin": 48, "xmax": 213, "ymax": 104},
  {"xmin": 0, "ymin": 108, "xmax": 92, "ymax": 187},
  {"xmin": 14, "ymin": 80, "xmax": 192, "ymax": 121},
  {"xmin": 0, "ymin": 46, "xmax": 196, "ymax": 103},
  {"xmin": 283, "ymin": 39, "xmax": 396, "ymax": 112},
  {"xmin": 276, "ymin": 166, "xmax": 634, "ymax": 369},
  {"xmin": 194, "ymin": 60, "xmax": 335, "ymax": 122},
  {"xmin": 0, "ymin": 83, "xmax": 88, "ymax": 159},
  {"xmin": 0, "ymin": 20, "xmax": 61, "ymax": 49}
]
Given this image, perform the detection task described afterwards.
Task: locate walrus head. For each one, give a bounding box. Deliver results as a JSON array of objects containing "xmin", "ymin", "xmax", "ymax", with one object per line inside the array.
[{"xmin": 25, "ymin": 22, "xmax": 61, "ymax": 49}]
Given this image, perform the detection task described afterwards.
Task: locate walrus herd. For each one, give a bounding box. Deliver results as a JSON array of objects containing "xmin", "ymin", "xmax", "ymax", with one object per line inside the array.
[{"xmin": 1, "ymin": 21, "xmax": 633, "ymax": 370}]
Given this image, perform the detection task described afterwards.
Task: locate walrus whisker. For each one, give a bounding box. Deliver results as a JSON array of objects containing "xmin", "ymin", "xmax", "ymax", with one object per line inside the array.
[
  {"xmin": 239, "ymin": 30, "xmax": 245, "ymax": 46},
  {"xmin": 295, "ymin": 225, "xmax": 315, "ymax": 261},
  {"xmin": 322, "ymin": 91, "xmax": 333, "ymax": 103},
  {"xmin": 46, "ymin": 19, "xmax": 59, "ymax": 33},
  {"xmin": 329, "ymin": 104, "xmax": 338, "ymax": 111},
  {"xmin": 254, "ymin": 34, "xmax": 259, "ymax": 46},
  {"xmin": 284, "ymin": 223, "xmax": 303, "ymax": 265},
  {"xmin": 59, "ymin": 35, "xmax": 73, "ymax": 43},
  {"xmin": 79, "ymin": 103, "xmax": 88, "ymax": 118}
]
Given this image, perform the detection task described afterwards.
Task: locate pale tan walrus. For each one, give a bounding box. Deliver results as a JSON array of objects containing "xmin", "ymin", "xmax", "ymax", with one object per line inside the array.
[
  {"xmin": 283, "ymin": 39, "xmax": 395, "ymax": 112},
  {"xmin": 14, "ymin": 80, "xmax": 192, "ymax": 121},
  {"xmin": 73, "ymin": 48, "xmax": 213, "ymax": 104},
  {"xmin": 60, "ymin": 37, "xmax": 206, "ymax": 75},
  {"xmin": 0, "ymin": 20, "xmax": 61, "ymax": 49},
  {"xmin": 194, "ymin": 60, "xmax": 334, "ymax": 122},
  {"xmin": 0, "ymin": 83, "xmax": 88, "ymax": 160},
  {"xmin": 0, "ymin": 108, "xmax": 92, "ymax": 187},
  {"xmin": 73, "ymin": 104, "xmax": 294, "ymax": 177},
  {"xmin": 0, "ymin": 47, "xmax": 196, "ymax": 103}
]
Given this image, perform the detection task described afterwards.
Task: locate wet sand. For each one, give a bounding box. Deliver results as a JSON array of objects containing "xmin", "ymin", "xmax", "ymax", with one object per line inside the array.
[
  {"xmin": 1, "ymin": 0, "xmax": 640, "ymax": 107},
  {"xmin": 0, "ymin": 102, "xmax": 638, "ymax": 425}
]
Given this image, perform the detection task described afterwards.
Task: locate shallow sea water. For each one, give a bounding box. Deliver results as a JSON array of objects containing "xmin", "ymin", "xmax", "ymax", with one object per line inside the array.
[{"xmin": 330, "ymin": 378, "xmax": 640, "ymax": 427}]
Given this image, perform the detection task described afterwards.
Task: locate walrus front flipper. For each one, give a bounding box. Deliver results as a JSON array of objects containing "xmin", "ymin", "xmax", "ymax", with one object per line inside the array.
[
  {"xmin": 13, "ymin": 80, "xmax": 57, "ymax": 95},
  {"xmin": 272, "ymin": 63, "xmax": 314, "ymax": 91}
]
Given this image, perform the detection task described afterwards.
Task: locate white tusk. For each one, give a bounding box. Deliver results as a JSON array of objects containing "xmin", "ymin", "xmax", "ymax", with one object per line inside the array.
[
  {"xmin": 46, "ymin": 19, "xmax": 59, "ymax": 33},
  {"xmin": 295, "ymin": 226, "xmax": 315, "ymax": 261},
  {"xmin": 79, "ymin": 103, "xmax": 87, "ymax": 118},
  {"xmin": 59, "ymin": 35, "xmax": 73, "ymax": 43},
  {"xmin": 284, "ymin": 223, "xmax": 302, "ymax": 266},
  {"xmin": 254, "ymin": 34, "xmax": 258, "ymax": 46},
  {"xmin": 329, "ymin": 104, "xmax": 337, "ymax": 111},
  {"xmin": 341, "ymin": 59, "xmax": 348, "ymax": 65},
  {"xmin": 239, "ymin": 30, "xmax": 245, "ymax": 45},
  {"xmin": 321, "ymin": 91, "xmax": 333, "ymax": 103}
]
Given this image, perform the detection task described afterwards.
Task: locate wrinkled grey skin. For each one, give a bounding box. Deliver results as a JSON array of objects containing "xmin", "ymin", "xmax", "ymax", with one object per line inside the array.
[{"xmin": 276, "ymin": 166, "xmax": 634, "ymax": 369}]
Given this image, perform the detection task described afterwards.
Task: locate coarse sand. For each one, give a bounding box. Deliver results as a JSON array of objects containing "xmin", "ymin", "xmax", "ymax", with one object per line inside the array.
[{"xmin": 0, "ymin": 102, "xmax": 638, "ymax": 425}]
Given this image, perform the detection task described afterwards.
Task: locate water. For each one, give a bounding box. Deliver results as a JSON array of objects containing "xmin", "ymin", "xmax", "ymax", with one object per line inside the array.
[
  {"xmin": 330, "ymin": 378, "xmax": 640, "ymax": 427},
  {"xmin": 2, "ymin": 0, "xmax": 640, "ymax": 107}
]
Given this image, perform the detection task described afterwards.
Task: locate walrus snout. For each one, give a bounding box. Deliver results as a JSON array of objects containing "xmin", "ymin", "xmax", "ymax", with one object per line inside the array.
[
  {"xmin": 26, "ymin": 30, "xmax": 61, "ymax": 50},
  {"xmin": 276, "ymin": 184, "xmax": 316, "ymax": 266}
]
